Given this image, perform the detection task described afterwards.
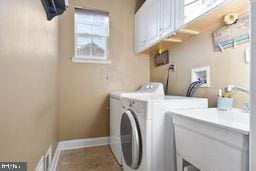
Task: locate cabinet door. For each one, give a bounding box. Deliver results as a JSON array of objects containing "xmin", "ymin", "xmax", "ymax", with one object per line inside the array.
[
  {"xmin": 206, "ymin": 0, "xmax": 229, "ymax": 11},
  {"xmin": 143, "ymin": 0, "xmax": 159, "ymax": 48},
  {"xmin": 175, "ymin": 0, "xmax": 184, "ymax": 30},
  {"xmin": 160, "ymin": 0, "xmax": 175, "ymax": 39},
  {"xmin": 184, "ymin": 0, "xmax": 208, "ymax": 25},
  {"xmin": 176, "ymin": 0, "xmax": 207, "ymax": 29},
  {"xmin": 176, "ymin": 0, "xmax": 229, "ymax": 29},
  {"xmin": 135, "ymin": 0, "xmax": 159, "ymax": 54},
  {"xmin": 135, "ymin": 8, "xmax": 146, "ymax": 54}
]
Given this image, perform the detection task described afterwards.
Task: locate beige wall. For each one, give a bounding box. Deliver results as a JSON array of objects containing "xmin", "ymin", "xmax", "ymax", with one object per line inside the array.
[
  {"xmin": 0, "ymin": 1, "xmax": 59, "ymax": 170},
  {"xmin": 150, "ymin": 27, "xmax": 249, "ymax": 108},
  {"xmin": 58, "ymin": 0, "xmax": 149, "ymax": 140}
]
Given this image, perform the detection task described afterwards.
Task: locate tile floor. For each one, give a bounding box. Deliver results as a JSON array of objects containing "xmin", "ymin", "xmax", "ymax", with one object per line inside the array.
[{"xmin": 57, "ymin": 145, "xmax": 122, "ymax": 171}]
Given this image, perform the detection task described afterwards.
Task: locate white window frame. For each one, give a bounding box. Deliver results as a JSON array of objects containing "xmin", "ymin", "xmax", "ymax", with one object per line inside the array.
[{"xmin": 72, "ymin": 7, "xmax": 111, "ymax": 64}]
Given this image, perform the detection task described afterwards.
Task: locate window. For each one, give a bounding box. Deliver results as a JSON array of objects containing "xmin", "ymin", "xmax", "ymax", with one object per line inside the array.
[{"xmin": 73, "ymin": 8, "xmax": 110, "ymax": 64}]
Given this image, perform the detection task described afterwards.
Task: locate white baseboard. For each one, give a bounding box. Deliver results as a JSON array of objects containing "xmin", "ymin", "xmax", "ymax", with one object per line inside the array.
[
  {"xmin": 50, "ymin": 137, "xmax": 110, "ymax": 171},
  {"xmin": 35, "ymin": 156, "xmax": 45, "ymax": 171},
  {"xmin": 45, "ymin": 145, "xmax": 52, "ymax": 171},
  {"xmin": 58, "ymin": 136, "xmax": 110, "ymax": 151},
  {"xmin": 49, "ymin": 145, "xmax": 61, "ymax": 171}
]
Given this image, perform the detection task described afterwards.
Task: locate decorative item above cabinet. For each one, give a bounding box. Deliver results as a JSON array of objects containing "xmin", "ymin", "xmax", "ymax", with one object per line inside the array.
[{"xmin": 135, "ymin": 0, "xmax": 248, "ymax": 55}]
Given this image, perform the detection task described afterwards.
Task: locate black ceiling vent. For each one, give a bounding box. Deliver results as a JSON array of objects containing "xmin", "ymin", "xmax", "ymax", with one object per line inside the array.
[{"xmin": 41, "ymin": 0, "xmax": 67, "ymax": 20}]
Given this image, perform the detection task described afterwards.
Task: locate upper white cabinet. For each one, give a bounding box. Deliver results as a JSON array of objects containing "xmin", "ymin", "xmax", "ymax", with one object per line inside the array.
[
  {"xmin": 135, "ymin": 0, "xmax": 230, "ymax": 54},
  {"xmin": 176, "ymin": 0, "xmax": 229, "ymax": 29},
  {"xmin": 207, "ymin": 0, "xmax": 230, "ymax": 11},
  {"xmin": 176, "ymin": 0, "xmax": 207, "ymax": 29},
  {"xmin": 135, "ymin": 0, "xmax": 159, "ymax": 54},
  {"xmin": 159, "ymin": 0, "xmax": 175, "ymax": 39}
]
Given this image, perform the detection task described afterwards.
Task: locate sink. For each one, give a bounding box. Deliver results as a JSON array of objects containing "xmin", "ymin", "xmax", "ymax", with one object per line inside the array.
[
  {"xmin": 170, "ymin": 108, "xmax": 249, "ymax": 134},
  {"xmin": 168, "ymin": 108, "xmax": 249, "ymax": 171}
]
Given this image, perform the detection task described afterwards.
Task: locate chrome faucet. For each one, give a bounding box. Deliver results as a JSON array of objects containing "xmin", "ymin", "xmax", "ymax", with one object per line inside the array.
[
  {"xmin": 225, "ymin": 85, "xmax": 250, "ymax": 113},
  {"xmin": 226, "ymin": 85, "xmax": 249, "ymax": 94}
]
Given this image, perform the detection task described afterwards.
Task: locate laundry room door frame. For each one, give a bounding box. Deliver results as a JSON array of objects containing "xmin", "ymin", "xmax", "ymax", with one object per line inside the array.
[{"xmin": 250, "ymin": 0, "xmax": 256, "ymax": 170}]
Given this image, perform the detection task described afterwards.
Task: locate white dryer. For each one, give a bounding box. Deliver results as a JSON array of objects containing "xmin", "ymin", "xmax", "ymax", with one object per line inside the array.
[
  {"xmin": 120, "ymin": 96, "xmax": 208, "ymax": 171},
  {"xmin": 110, "ymin": 83, "xmax": 164, "ymax": 165}
]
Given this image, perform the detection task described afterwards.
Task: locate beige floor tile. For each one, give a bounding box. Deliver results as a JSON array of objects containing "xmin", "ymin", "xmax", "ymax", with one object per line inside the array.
[{"xmin": 56, "ymin": 145, "xmax": 122, "ymax": 171}]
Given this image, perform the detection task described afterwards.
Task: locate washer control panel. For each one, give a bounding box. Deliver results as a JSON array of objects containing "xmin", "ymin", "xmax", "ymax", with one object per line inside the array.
[{"xmin": 137, "ymin": 82, "xmax": 164, "ymax": 97}]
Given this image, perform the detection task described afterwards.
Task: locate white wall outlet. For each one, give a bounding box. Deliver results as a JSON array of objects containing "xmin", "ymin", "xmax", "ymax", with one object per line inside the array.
[
  {"xmin": 45, "ymin": 146, "xmax": 52, "ymax": 171},
  {"xmin": 191, "ymin": 66, "xmax": 210, "ymax": 88}
]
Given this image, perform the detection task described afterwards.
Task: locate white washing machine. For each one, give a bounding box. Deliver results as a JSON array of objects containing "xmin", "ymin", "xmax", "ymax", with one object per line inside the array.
[
  {"xmin": 120, "ymin": 96, "xmax": 208, "ymax": 171},
  {"xmin": 110, "ymin": 83, "xmax": 164, "ymax": 165}
]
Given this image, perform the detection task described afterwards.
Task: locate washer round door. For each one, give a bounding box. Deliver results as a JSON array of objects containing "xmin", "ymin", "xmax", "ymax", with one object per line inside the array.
[{"xmin": 120, "ymin": 110, "xmax": 142, "ymax": 169}]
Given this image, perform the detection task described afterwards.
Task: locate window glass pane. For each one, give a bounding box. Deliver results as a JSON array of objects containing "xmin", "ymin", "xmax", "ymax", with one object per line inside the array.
[
  {"xmin": 76, "ymin": 36, "xmax": 92, "ymax": 57},
  {"xmin": 92, "ymin": 25, "xmax": 107, "ymax": 36},
  {"xmin": 92, "ymin": 14, "xmax": 107, "ymax": 25},
  {"xmin": 92, "ymin": 37, "xmax": 106, "ymax": 57},
  {"xmin": 75, "ymin": 13, "xmax": 91, "ymax": 24},
  {"xmin": 76, "ymin": 23, "xmax": 91, "ymax": 34}
]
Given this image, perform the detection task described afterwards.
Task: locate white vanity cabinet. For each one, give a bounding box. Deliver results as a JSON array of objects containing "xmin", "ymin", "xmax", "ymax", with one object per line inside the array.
[
  {"xmin": 135, "ymin": 0, "xmax": 159, "ymax": 54},
  {"xmin": 169, "ymin": 108, "xmax": 249, "ymax": 171},
  {"xmin": 159, "ymin": 0, "xmax": 175, "ymax": 39},
  {"xmin": 176, "ymin": 0, "xmax": 229, "ymax": 29}
]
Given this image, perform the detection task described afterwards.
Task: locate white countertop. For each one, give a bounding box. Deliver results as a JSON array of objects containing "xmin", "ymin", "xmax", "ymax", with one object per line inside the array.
[{"xmin": 169, "ymin": 108, "xmax": 250, "ymax": 135}]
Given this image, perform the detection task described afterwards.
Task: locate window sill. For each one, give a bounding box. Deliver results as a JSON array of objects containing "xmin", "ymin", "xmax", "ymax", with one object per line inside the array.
[{"xmin": 71, "ymin": 57, "xmax": 111, "ymax": 64}]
